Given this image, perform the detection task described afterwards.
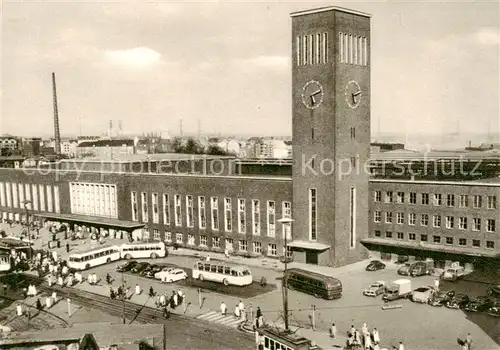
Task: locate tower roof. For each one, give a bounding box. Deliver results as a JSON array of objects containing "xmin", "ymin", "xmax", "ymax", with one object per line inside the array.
[{"xmin": 290, "ymin": 6, "xmax": 371, "ymax": 18}]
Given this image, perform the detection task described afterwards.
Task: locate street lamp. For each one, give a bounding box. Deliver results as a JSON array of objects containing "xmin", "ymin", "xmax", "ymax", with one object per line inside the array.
[
  {"xmin": 22, "ymin": 200, "xmax": 32, "ymax": 245},
  {"xmin": 277, "ymin": 217, "xmax": 293, "ymax": 332}
]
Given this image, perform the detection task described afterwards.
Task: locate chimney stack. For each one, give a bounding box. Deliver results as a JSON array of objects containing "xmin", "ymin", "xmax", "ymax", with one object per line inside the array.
[{"xmin": 52, "ymin": 73, "xmax": 62, "ymax": 155}]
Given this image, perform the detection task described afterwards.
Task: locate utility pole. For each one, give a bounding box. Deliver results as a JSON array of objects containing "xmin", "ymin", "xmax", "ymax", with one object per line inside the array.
[
  {"xmin": 277, "ymin": 218, "xmax": 293, "ymax": 331},
  {"xmin": 121, "ymin": 271, "xmax": 126, "ymax": 324}
]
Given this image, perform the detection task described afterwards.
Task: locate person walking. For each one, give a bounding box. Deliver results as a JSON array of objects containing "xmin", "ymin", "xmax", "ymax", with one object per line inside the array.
[
  {"xmin": 220, "ymin": 301, "xmax": 227, "ymax": 316},
  {"xmin": 135, "ymin": 284, "xmax": 141, "ymax": 295},
  {"xmin": 372, "ymin": 327, "xmax": 380, "ymax": 344},
  {"xmin": 466, "ymin": 333, "xmax": 472, "ymax": 350},
  {"xmin": 66, "ymin": 243, "xmax": 70, "ymax": 253},
  {"xmin": 149, "ymin": 286, "xmax": 155, "ymax": 298},
  {"xmin": 398, "ymin": 341, "xmax": 405, "ymax": 350},
  {"xmin": 234, "ymin": 304, "xmax": 241, "ymax": 318},
  {"xmin": 330, "ymin": 323, "xmax": 337, "ymax": 338},
  {"xmin": 256, "ymin": 307, "xmax": 262, "ymax": 319}
]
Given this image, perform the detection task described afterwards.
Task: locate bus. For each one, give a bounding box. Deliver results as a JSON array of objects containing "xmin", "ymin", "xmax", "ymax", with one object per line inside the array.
[
  {"xmin": 0, "ymin": 253, "xmax": 11, "ymax": 272},
  {"xmin": 68, "ymin": 245, "xmax": 121, "ymax": 270},
  {"xmin": 120, "ymin": 241, "xmax": 166, "ymax": 259},
  {"xmin": 192, "ymin": 260, "xmax": 252, "ymax": 286},
  {"xmin": 285, "ymin": 268, "xmax": 342, "ymax": 300}
]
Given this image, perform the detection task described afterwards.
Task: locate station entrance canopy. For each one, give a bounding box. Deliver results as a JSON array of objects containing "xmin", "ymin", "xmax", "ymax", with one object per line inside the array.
[
  {"xmin": 38, "ymin": 213, "xmax": 145, "ymax": 231},
  {"xmin": 287, "ymin": 241, "xmax": 330, "ymax": 251}
]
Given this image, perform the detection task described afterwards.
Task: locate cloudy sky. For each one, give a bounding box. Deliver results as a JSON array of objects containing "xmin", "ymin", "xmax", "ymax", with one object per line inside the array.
[{"xmin": 1, "ymin": 0, "xmax": 499, "ymax": 138}]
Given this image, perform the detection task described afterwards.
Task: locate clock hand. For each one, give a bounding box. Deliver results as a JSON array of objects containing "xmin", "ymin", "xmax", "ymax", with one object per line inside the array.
[
  {"xmin": 353, "ymin": 90, "xmax": 362, "ymax": 97},
  {"xmin": 311, "ymin": 90, "xmax": 322, "ymax": 97},
  {"xmin": 310, "ymin": 95, "xmax": 316, "ymax": 105}
]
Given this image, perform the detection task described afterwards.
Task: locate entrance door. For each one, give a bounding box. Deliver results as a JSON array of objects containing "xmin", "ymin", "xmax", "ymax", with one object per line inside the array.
[{"xmin": 305, "ymin": 251, "xmax": 318, "ymax": 265}]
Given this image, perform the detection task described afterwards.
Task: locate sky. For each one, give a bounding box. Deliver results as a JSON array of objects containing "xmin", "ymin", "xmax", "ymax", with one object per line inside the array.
[{"xmin": 1, "ymin": 0, "xmax": 499, "ymax": 138}]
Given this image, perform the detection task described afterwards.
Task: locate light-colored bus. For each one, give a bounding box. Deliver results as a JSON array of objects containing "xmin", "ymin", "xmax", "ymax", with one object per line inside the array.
[
  {"xmin": 68, "ymin": 245, "xmax": 121, "ymax": 270},
  {"xmin": 120, "ymin": 241, "xmax": 166, "ymax": 259},
  {"xmin": 192, "ymin": 260, "xmax": 252, "ymax": 286}
]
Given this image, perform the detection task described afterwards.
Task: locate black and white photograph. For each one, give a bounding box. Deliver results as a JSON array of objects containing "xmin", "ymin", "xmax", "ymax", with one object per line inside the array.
[{"xmin": 0, "ymin": 1, "xmax": 499, "ymax": 349}]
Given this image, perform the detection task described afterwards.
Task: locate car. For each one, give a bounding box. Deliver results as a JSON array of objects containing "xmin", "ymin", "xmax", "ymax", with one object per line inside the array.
[
  {"xmin": 131, "ymin": 262, "xmax": 150, "ymax": 274},
  {"xmin": 487, "ymin": 300, "xmax": 500, "ymax": 317},
  {"xmin": 143, "ymin": 264, "xmax": 164, "ymax": 278},
  {"xmin": 410, "ymin": 261, "xmax": 433, "ymax": 277},
  {"xmin": 396, "ymin": 255, "xmax": 409, "ymax": 264},
  {"xmin": 365, "ymin": 260, "xmax": 386, "ymax": 271},
  {"xmin": 116, "ymin": 261, "xmax": 138, "ymax": 272},
  {"xmin": 155, "ymin": 268, "xmax": 188, "ymax": 283},
  {"xmin": 411, "ymin": 286, "xmax": 435, "ymax": 303},
  {"xmin": 363, "ymin": 281, "xmax": 386, "ymax": 297},
  {"xmin": 429, "ymin": 290, "xmax": 455, "ymax": 307},
  {"xmin": 446, "ymin": 294, "xmax": 470, "ymax": 309},
  {"xmin": 397, "ymin": 263, "xmax": 413, "ymax": 276},
  {"xmin": 464, "ymin": 296, "xmax": 495, "ymax": 313},
  {"xmin": 487, "ymin": 284, "xmax": 500, "ymax": 298}
]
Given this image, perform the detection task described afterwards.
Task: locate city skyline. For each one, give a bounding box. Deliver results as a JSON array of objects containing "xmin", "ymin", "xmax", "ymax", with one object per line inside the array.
[{"xmin": 1, "ymin": 1, "xmax": 499, "ymax": 138}]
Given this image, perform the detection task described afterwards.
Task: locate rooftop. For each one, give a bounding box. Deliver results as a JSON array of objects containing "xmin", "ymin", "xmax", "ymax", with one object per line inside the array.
[
  {"xmin": 290, "ymin": 5, "xmax": 371, "ymax": 18},
  {"xmin": 70, "ymin": 153, "xmax": 236, "ymax": 163}
]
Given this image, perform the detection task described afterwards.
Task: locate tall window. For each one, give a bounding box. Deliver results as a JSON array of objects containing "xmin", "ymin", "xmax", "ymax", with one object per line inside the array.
[
  {"xmin": 39, "ymin": 185, "xmax": 45, "ymax": 212},
  {"xmin": 420, "ymin": 214, "xmax": 428, "ymax": 226},
  {"xmin": 421, "ymin": 193, "xmax": 429, "ymax": 205},
  {"xmin": 283, "ymin": 201, "xmax": 291, "ymax": 218},
  {"xmin": 252, "ymin": 200, "xmax": 260, "ymax": 236},
  {"xmin": 446, "ymin": 194, "xmax": 455, "ymax": 207},
  {"xmin": 186, "ymin": 195, "xmax": 194, "ymax": 228},
  {"xmin": 408, "ymin": 213, "xmax": 416, "ymax": 225},
  {"xmin": 238, "ymin": 199, "xmax": 246, "ymax": 234},
  {"xmin": 433, "ymin": 194, "xmax": 442, "ymax": 206},
  {"xmin": 339, "ymin": 32, "xmax": 344, "ymax": 63},
  {"xmin": 373, "ymin": 191, "xmax": 381, "ymax": 202},
  {"xmin": 211, "ymin": 197, "xmax": 219, "ymax": 230},
  {"xmin": 141, "ymin": 192, "xmax": 148, "ymax": 222},
  {"xmin": 18, "ymin": 184, "xmax": 24, "ymax": 208},
  {"xmin": 296, "ymin": 36, "xmax": 301, "ymax": 66},
  {"xmin": 487, "ymin": 195, "xmax": 497, "ymax": 209},
  {"xmin": 445, "ymin": 216, "xmax": 454, "ymax": 229},
  {"xmin": 397, "ymin": 192, "xmax": 404, "ymax": 204},
  {"xmin": 54, "ymin": 186, "xmax": 60, "ymax": 213},
  {"xmin": 224, "ymin": 198, "xmax": 232, "ymax": 232},
  {"xmin": 0, "ymin": 183, "xmax": 5, "ymax": 207},
  {"xmin": 163, "ymin": 194, "xmax": 170, "ymax": 225},
  {"xmin": 5, "ymin": 183, "xmax": 11, "ymax": 208},
  {"xmin": 310, "ymin": 189, "xmax": 317, "ymax": 241},
  {"xmin": 350, "ymin": 187, "xmax": 356, "ymax": 248},
  {"xmin": 473, "ymin": 195, "xmax": 482, "ymax": 208},
  {"xmin": 487, "ymin": 219, "xmax": 496, "ymax": 232},
  {"xmin": 409, "ymin": 192, "xmax": 416, "ymax": 204},
  {"xmin": 459, "ymin": 195, "xmax": 468, "ymax": 208},
  {"xmin": 459, "ymin": 217, "xmax": 467, "ymax": 230},
  {"xmin": 153, "ymin": 229, "xmax": 161, "ymax": 241},
  {"xmin": 46, "ymin": 185, "xmax": 53, "ymax": 212},
  {"xmin": 322, "ymin": 32, "xmax": 328, "ymax": 64},
  {"xmin": 152, "ymin": 193, "xmax": 159, "ymax": 224},
  {"xmin": 433, "ymin": 215, "xmax": 441, "ymax": 228},
  {"xmin": 198, "ymin": 196, "xmax": 206, "ymax": 229},
  {"xmin": 473, "ymin": 218, "xmax": 481, "ymax": 231},
  {"xmin": 12, "ymin": 183, "xmax": 18, "ymax": 208},
  {"xmin": 32, "ymin": 184, "xmax": 38, "ymax": 211},
  {"xmin": 385, "ymin": 191, "xmax": 393, "ymax": 203},
  {"xmin": 374, "ymin": 211, "xmax": 381, "ymax": 223},
  {"xmin": 174, "ymin": 195, "xmax": 182, "ymax": 227},
  {"xmin": 267, "ymin": 201, "xmax": 276, "ymax": 237}
]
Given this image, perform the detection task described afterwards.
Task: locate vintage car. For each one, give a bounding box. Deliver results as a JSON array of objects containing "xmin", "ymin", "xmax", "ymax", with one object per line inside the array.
[
  {"xmin": 429, "ymin": 290, "xmax": 455, "ymax": 307},
  {"xmin": 363, "ymin": 281, "xmax": 386, "ymax": 297},
  {"xmin": 411, "ymin": 286, "xmax": 435, "ymax": 303},
  {"xmin": 365, "ymin": 260, "xmax": 386, "ymax": 271},
  {"xmin": 446, "ymin": 294, "xmax": 470, "ymax": 309}
]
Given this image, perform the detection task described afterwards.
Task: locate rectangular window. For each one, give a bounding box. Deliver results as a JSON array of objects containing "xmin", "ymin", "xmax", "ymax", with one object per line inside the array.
[
  {"xmin": 363, "ymin": 37, "xmax": 368, "ymax": 65},
  {"xmin": 473, "ymin": 195, "xmax": 482, "ymax": 208},
  {"xmin": 24, "ymin": 183, "xmax": 31, "ymax": 205},
  {"xmin": 358, "ymin": 35, "xmax": 364, "ymax": 65},
  {"xmin": 143, "ymin": 228, "xmax": 150, "ymax": 240},
  {"xmin": 385, "ymin": 231, "xmax": 392, "ymax": 238},
  {"xmin": 187, "ymin": 234, "xmax": 195, "ymax": 246},
  {"xmin": 212, "ymin": 237, "xmax": 220, "ymax": 248},
  {"xmin": 409, "ymin": 192, "xmax": 417, "ymax": 204},
  {"xmin": 374, "ymin": 230, "xmax": 381, "ymax": 237},
  {"xmin": 239, "ymin": 240, "xmax": 247, "ymax": 252},
  {"xmin": 459, "ymin": 195, "xmax": 468, "ymax": 208},
  {"xmin": 267, "ymin": 201, "xmax": 276, "ymax": 237},
  {"xmin": 487, "ymin": 219, "xmax": 496, "ymax": 232},
  {"xmin": 322, "ymin": 32, "xmax": 328, "ymax": 64},
  {"xmin": 409, "ymin": 233, "xmax": 416, "ymax": 241},
  {"xmin": 224, "ymin": 198, "xmax": 232, "ymax": 232},
  {"xmin": 310, "ymin": 189, "xmax": 317, "ymax": 240},
  {"xmin": 32, "ymin": 184, "xmax": 38, "ymax": 211},
  {"xmin": 385, "ymin": 212, "xmax": 393, "ymax": 224},
  {"xmin": 459, "ymin": 217, "xmax": 468, "ymax": 230},
  {"xmin": 308, "ymin": 34, "xmax": 313, "ymax": 65},
  {"xmin": 421, "ymin": 214, "xmax": 429, "ymax": 226},
  {"xmin": 421, "ymin": 234, "xmax": 428, "ymax": 242},
  {"xmin": 252, "ymin": 242, "xmax": 262, "ymax": 254},
  {"xmin": 433, "ymin": 215, "xmax": 441, "ymax": 228},
  {"xmin": 46, "ymin": 185, "xmax": 52, "ymax": 212},
  {"xmin": 349, "ymin": 34, "xmax": 353, "ymax": 63},
  {"xmin": 283, "ymin": 201, "xmax": 291, "ymax": 218},
  {"xmin": 433, "ymin": 194, "xmax": 442, "ymax": 206},
  {"xmin": 225, "ymin": 238, "xmax": 233, "ymax": 251},
  {"xmin": 445, "ymin": 237, "xmax": 453, "ymax": 245},
  {"xmin": 445, "ymin": 216, "xmax": 454, "ymax": 229},
  {"xmin": 396, "ymin": 212, "xmax": 404, "ymax": 225},
  {"xmin": 302, "ymin": 35, "xmax": 308, "ymax": 65},
  {"xmin": 54, "ymin": 186, "xmax": 60, "ymax": 213},
  {"xmin": 421, "ymin": 193, "xmax": 429, "ymax": 205},
  {"xmin": 374, "ymin": 211, "xmax": 381, "ymax": 223},
  {"xmin": 315, "ymin": 33, "xmax": 320, "ymax": 64},
  {"xmin": 487, "ymin": 195, "xmax": 497, "ymax": 209},
  {"xmin": 0, "ymin": 183, "xmax": 5, "ymax": 207},
  {"xmin": 433, "ymin": 235, "xmax": 441, "ymax": 244},
  {"xmin": 153, "ymin": 229, "xmax": 160, "ymax": 241},
  {"xmin": 397, "ymin": 232, "xmax": 404, "ymax": 240},
  {"xmin": 459, "ymin": 238, "xmax": 467, "ymax": 246},
  {"xmin": 296, "ymin": 36, "xmax": 301, "ymax": 66},
  {"xmin": 447, "ymin": 194, "xmax": 455, "ymax": 207},
  {"xmin": 252, "ymin": 199, "xmax": 260, "ymax": 235},
  {"xmin": 268, "ymin": 243, "xmax": 277, "ymax": 256},
  {"xmin": 385, "ymin": 191, "xmax": 393, "ymax": 203},
  {"xmin": 200, "ymin": 235, "xmax": 208, "ymax": 246},
  {"xmin": 486, "ymin": 241, "xmax": 495, "ymax": 249},
  {"xmin": 211, "ymin": 197, "xmax": 219, "ymax": 230},
  {"xmin": 350, "ymin": 187, "xmax": 356, "ymax": 248},
  {"xmin": 141, "ymin": 192, "xmax": 148, "ymax": 222},
  {"xmin": 238, "ymin": 199, "xmax": 246, "ymax": 234},
  {"xmin": 163, "ymin": 194, "xmax": 170, "ymax": 225},
  {"xmin": 353, "ymin": 36, "xmax": 358, "ymax": 64},
  {"xmin": 12, "ymin": 183, "xmax": 18, "ymax": 208},
  {"xmin": 165, "ymin": 232, "xmax": 172, "ymax": 242},
  {"xmin": 176, "ymin": 233, "xmax": 183, "ymax": 244},
  {"xmin": 152, "ymin": 193, "xmax": 159, "ymax": 224},
  {"xmin": 339, "ymin": 32, "xmax": 344, "ymax": 63},
  {"xmin": 472, "ymin": 239, "xmax": 480, "ymax": 247},
  {"xmin": 39, "ymin": 185, "xmax": 45, "ymax": 212},
  {"xmin": 18, "ymin": 184, "xmax": 24, "ymax": 208},
  {"xmin": 198, "ymin": 196, "xmax": 206, "ymax": 229},
  {"xmin": 174, "ymin": 194, "xmax": 182, "ymax": 227},
  {"xmin": 408, "ymin": 213, "xmax": 416, "ymax": 225},
  {"xmin": 186, "ymin": 195, "xmax": 194, "ymax": 228},
  {"xmin": 5, "ymin": 183, "xmax": 11, "ymax": 208},
  {"xmin": 473, "ymin": 218, "xmax": 481, "ymax": 231}
]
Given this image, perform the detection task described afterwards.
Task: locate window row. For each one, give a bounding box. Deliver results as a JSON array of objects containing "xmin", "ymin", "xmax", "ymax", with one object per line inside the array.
[
  {"xmin": 131, "ymin": 192, "xmax": 291, "ymax": 237},
  {"xmin": 374, "ymin": 230, "xmax": 495, "ymax": 249},
  {"xmin": 163, "ymin": 232, "xmax": 290, "ymax": 256},
  {"xmin": 373, "ymin": 211, "xmax": 496, "ymax": 232},
  {"xmin": 70, "ymin": 182, "xmax": 117, "ymax": 219},
  {"xmin": 0, "ymin": 182, "xmax": 60, "ymax": 214},
  {"xmin": 339, "ymin": 32, "xmax": 368, "ymax": 66},
  {"xmin": 374, "ymin": 190, "xmax": 497, "ymax": 209},
  {"xmin": 296, "ymin": 32, "xmax": 328, "ymax": 66}
]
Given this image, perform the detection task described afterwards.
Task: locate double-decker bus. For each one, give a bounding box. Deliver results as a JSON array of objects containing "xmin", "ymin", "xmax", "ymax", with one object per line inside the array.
[
  {"xmin": 68, "ymin": 245, "xmax": 121, "ymax": 270},
  {"xmin": 120, "ymin": 241, "xmax": 166, "ymax": 259},
  {"xmin": 192, "ymin": 260, "xmax": 252, "ymax": 286}
]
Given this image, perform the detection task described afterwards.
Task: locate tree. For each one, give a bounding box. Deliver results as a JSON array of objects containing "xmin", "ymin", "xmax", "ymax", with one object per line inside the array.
[
  {"xmin": 206, "ymin": 145, "xmax": 228, "ymax": 156},
  {"xmin": 172, "ymin": 138, "xmax": 184, "ymax": 153},
  {"xmin": 184, "ymin": 138, "xmax": 202, "ymax": 154}
]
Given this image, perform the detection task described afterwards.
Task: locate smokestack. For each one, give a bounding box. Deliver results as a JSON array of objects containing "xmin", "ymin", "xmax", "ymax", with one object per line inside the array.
[
  {"xmin": 118, "ymin": 120, "xmax": 123, "ymax": 137},
  {"xmin": 108, "ymin": 120, "xmax": 113, "ymax": 138},
  {"xmin": 52, "ymin": 73, "xmax": 62, "ymax": 155},
  {"xmin": 468, "ymin": 140, "xmax": 471, "ymax": 148},
  {"xmin": 180, "ymin": 119, "xmax": 183, "ymax": 137}
]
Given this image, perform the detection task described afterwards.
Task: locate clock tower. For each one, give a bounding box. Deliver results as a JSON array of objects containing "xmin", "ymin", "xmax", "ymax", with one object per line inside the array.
[{"xmin": 290, "ymin": 7, "xmax": 371, "ymax": 266}]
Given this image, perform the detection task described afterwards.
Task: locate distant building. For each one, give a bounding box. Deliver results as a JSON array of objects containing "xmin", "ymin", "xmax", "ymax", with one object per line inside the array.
[
  {"xmin": 77, "ymin": 135, "xmax": 101, "ymax": 145},
  {"xmin": 370, "ymin": 142, "xmax": 405, "ymax": 153},
  {"xmin": 76, "ymin": 139, "xmax": 135, "ymax": 158},
  {"xmin": 216, "ymin": 138, "xmax": 240, "ymax": 155},
  {"xmin": 0, "ymin": 136, "xmax": 19, "ymax": 151}
]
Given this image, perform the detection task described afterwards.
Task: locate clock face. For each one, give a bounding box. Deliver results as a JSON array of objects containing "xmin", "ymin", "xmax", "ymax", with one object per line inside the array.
[
  {"xmin": 345, "ymin": 80, "xmax": 362, "ymax": 109},
  {"xmin": 301, "ymin": 80, "xmax": 324, "ymax": 110}
]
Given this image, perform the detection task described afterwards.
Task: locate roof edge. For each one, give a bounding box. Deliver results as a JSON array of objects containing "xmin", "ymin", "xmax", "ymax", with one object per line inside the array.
[{"xmin": 291, "ymin": 6, "xmax": 371, "ymax": 18}]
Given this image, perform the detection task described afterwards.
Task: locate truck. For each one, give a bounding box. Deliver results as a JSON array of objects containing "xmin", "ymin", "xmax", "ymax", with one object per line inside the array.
[
  {"xmin": 441, "ymin": 266, "xmax": 466, "ymax": 281},
  {"xmin": 382, "ymin": 279, "xmax": 412, "ymax": 301}
]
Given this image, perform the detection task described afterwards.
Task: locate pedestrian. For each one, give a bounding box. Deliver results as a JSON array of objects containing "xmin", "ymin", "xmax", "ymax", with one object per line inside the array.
[
  {"xmin": 220, "ymin": 301, "xmax": 227, "ymax": 316},
  {"xmin": 106, "ymin": 273, "xmax": 112, "ymax": 285},
  {"xmin": 149, "ymin": 286, "xmax": 155, "ymax": 298},
  {"xmin": 350, "ymin": 325, "xmax": 356, "ymax": 337},
  {"xmin": 466, "ymin": 333, "xmax": 472, "ymax": 349},
  {"xmin": 330, "ymin": 323, "xmax": 337, "ymax": 338},
  {"xmin": 66, "ymin": 243, "xmax": 70, "ymax": 253},
  {"xmin": 36, "ymin": 298, "xmax": 42, "ymax": 310},
  {"xmin": 372, "ymin": 327, "xmax": 380, "ymax": 344},
  {"xmin": 256, "ymin": 306, "xmax": 262, "ymax": 319},
  {"xmin": 434, "ymin": 278, "xmax": 440, "ymax": 292},
  {"xmin": 163, "ymin": 305, "xmax": 170, "ymax": 319},
  {"xmin": 135, "ymin": 284, "xmax": 141, "ymax": 295},
  {"xmin": 361, "ymin": 322, "xmax": 368, "ymax": 335},
  {"xmin": 364, "ymin": 332, "xmax": 372, "ymax": 349},
  {"xmin": 177, "ymin": 290, "xmax": 184, "ymax": 304},
  {"xmin": 234, "ymin": 304, "xmax": 240, "ymax": 318},
  {"xmin": 87, "ymin": 274, "xmax": 93, "ymax": 285},
  {"xmin": 160, "ymin": 294, "xmax": 166, "ymax": 307},
  {"xmin": 57, "ymin": 276, "xmax": 64, "ymax": 286},
  {"xmin": 238, "ymin": 300, "xmax": 245, "ymax": 313},
  {"xmin": 92, "ymin": 273, "xmax": 98, "ymax": 284},
  {"xmin": 173, "ymin": 292, "xmax": 178, "ymax": 306},
  {"xmin": 398, "ymin": 341, "xmax": 405, "ymax": 350}
]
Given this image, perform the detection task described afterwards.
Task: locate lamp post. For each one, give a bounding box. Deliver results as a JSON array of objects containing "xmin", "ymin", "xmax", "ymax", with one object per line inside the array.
[
  {"xmin": 277, "ymin": 217, "xmax": 293, "ymax": 332},
  {"xmin": 22, "ymin": 200, "xmax": 32, "ymax": 245},
  {"xmin": 121, "ymin": 270, "xmax": 126, "ymax": 324}
]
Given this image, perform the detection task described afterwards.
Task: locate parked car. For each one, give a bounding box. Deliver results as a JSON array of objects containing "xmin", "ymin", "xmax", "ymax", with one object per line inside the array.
[
  {"xmin": 464, "ymin": 296, "xmax": 495, "ymax": 313},
  {"xmin": 131, "ymin": 262, "xmax": 150, "ymax": 274},
  {"xmin": 446, "ymin": 294, "xmax": 470, "ymax": 309},
  {"xmin": 155, "ymin": 268, "xmax": 188, "ymax": 283},
  {"xmin": 411, "ymin": 286, "xmax": 435, "ymax": 303},
  {"xmin": 410, "ymin": 261, "xmax": 434, "ymax": 277},
  {"xmin": 487, "ymin": 300, "xmax": 500, "ymax": 317},
  {"xmin": 487, "ymin": 284, "xmax": 500, "ymax": 298},
  {"xmin": 141, "ymin": 264, "xmax": 163, "ymax": 278},
  {"xmin": 429, "ymin": 290, "xmax": 455, "ymax": 307},
  {"xmin": 363, "ymin": 281, "xmax": 386, "ymax": 297},
  {"xmin": 365, "ymin": 260, "xmax": 386, "ymax": 271},
  {"xmin": 396, "ymin": 255, "xmax": 409, "ymax": 264},
  {"xmin": 116, "ymin": 261, "xmax": 138, "ymax": 272},
  {"xmin": 397, "ymin": 263, "xmax": 413, "ymax": 276},
  {"xmin": 441, "ymin": 266, "xmax": 466, "ymax": 281}
]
